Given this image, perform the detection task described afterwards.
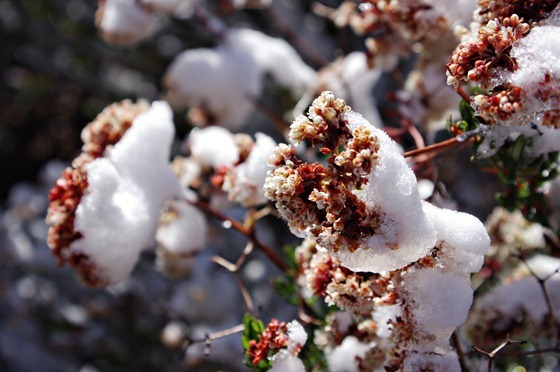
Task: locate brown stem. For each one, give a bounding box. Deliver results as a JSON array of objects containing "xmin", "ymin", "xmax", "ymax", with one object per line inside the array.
[
  {"xmin": 472, "ymin": 336, "xmax": 526, "ymax": 372},
  {"xmin": 184, "ymin": 323, "xmax": 246, "ymax": 356},
  {"xmin": 189, "ymin": 199, "xmax": 289, "ymax": 272},
  {"xmin": 517, "ymin": 254, "xmax": 560, "ymax": 346},
  {"xmin": 403, "ymin": 137, "xmax": 464, "ymax": 158},
  {"xmin": 456, "ymin": 86, "xmax": 472, "ymax": 103},
  {"xmin": 452, "ymin": 332, "xmax": 467, "ymax": 371},
  {"xmin": 298, "ymin": 299, "xmax": 323, "ymax": 326}
]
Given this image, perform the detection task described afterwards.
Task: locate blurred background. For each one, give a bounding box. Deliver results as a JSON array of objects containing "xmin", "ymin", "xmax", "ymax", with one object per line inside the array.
[{"xmin": 0, "ymin": 0, "xmax": 503, "ymax": 370}]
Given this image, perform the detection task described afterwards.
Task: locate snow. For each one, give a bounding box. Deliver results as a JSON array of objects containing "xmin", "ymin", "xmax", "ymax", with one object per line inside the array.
[
  {"xmin": 71, "ymin": 101, "xmax": 180, "ymax": 285},
  {"xmin": 186, "ymin": 126, "xmax": 240, "ymax": 169},
  {"xmin": 228, "ymin": 28, "xmax": 316, "ymax": 94},
  {"xmin": 98, "ymin": 0, "xmax": 159, "ymax": 46},
  {"xmin": 332, "ymin": 111, "xmax": 437, "ymax": 273},
  {"xmin": 326, "ymin": 336, "xmax": 373, "ymax": 372},
  {"xmin": 286, "ymin": 320, "xmax": 307, "ymax": 353},
  {"xmin": 163, "ymin": 46, "xmax": 261, "ymax": 129},
  {"xmin": 423, "ymin": 202, "xmax": 490, "ymax": 273},
  {"xmin": 269, "ymin": 350, "xmax": 305, "ymax": 372},
  {"xmin": 403, "ymin": 269, "xmax": 473, "ymax": 338},
  {"xmin": 223, "ymin": 132, "xmax": 277, "ymax": 206},
  {"xmin": 155, "ymin": 199, "xmax": 207, "ymax": 255},
  {"xmin": 403, "ymin": 351, "xmax": 461, "ymax": 372},
  {"xmin": 164, "ymin": 28, "xmax": 316, "ymax": 129}
]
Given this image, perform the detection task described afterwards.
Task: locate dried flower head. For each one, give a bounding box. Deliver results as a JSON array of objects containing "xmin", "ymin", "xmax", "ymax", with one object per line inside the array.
[
  {"xmin": 477, "ymin": 0, "xmax": 560, "ymax": 24},
  {"xmin": 447, "ymin": 16, "xmax": 530, "ymax": 89}
]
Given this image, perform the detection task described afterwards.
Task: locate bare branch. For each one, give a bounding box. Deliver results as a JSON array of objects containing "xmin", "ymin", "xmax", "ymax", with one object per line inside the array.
[{"xmin": 188, "ymin": 199, "xmax": 289, "ymax": 272}]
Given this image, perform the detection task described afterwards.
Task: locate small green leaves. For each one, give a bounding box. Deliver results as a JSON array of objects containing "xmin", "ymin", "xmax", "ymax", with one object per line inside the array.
[
  {"xmin": 242, "ymin": 314, "xmax": 271, "ymax": 371},
  {"xmin": 484, "ymin": 133, "xmax": 558, "ymax": 225},
  {"xmin": 449, "ymin": 100, "xmax": 482, "ymax": 136}
]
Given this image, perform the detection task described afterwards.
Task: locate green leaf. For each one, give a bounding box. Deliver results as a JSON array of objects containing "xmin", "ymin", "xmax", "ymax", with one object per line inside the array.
[{"xmin": 241, "ymin": 314, "xmax": 272, "ymax": 371}]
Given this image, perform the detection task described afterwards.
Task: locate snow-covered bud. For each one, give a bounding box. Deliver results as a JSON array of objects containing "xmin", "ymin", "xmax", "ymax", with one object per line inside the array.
[
  {"xmin": 46, "ymin": 101, "xmax": 180, "ymax": 288},
  {"xmin": 155, "ymin": 198, "xmax": 208, "ymax": 277},
  {"xmin": 222, "ymin": 133, "xmax": 277, "ymax": 207},
  {"xmin": 95, "ymin": 0, "xmax": 159, "ymax": 46}
]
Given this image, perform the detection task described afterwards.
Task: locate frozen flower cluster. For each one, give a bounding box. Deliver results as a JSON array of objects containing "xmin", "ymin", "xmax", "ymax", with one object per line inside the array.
[
  {"xmin": 247, "ymin": 319, "xmax": 307, "ymax": 372},
  {"xmin": 46, "ymin": 98, "xmax": 281, "ymax": 287},
  {"xmin": 175, "ymin": 126, "xmax": 277, "ymax": 208},
  {"xmin": 46, "ymin": 100, "xmax": 185, "ymax": 287},
  {"xmin": 447, "ymin": 1, "xmax": 560, "ymax": 128},
  {"xmin": 164, "ymin": 28, "xmax": 315, "ymax": 129},
  {"xmin": 265, "ymin": 91, "xmax": 490, "ymax": 369},
  {"xmin": 296, "ymin": 239, "xmax": 397, "ymax": 316},
  {"xmin": 266, "ymin": 91, "xmax": 437, "ymax": 272},
  {"xmin": 316, "ymin": 0, "xmax": 474, "ymax": 67},
  {"xmin": 314, "ymin": 0, "xmax": 475, "ymax": 132}
]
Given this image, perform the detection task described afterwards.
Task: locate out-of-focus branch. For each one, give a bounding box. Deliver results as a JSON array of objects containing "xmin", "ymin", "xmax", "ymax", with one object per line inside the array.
[
  {"xmin": 183, "ymin": 323, "xmax": 245, "ymax": 356},
  {"xmin": 264, "ymin": 7, "xmax": 329, "ymax": 68},
  {"xmin": 472, "ymin": 335, "xmax": 526, "ymax": 372},
  {"xmin": 189, "ymin": 199, "xmax": 289, "ymax": 272},
  {"xmin": 212, "ymin": 242, "xmax": 256, "ymax": 312},
  {"xmin": 517, "ymin": 253, "xmax": 560, "ymax": 347}
]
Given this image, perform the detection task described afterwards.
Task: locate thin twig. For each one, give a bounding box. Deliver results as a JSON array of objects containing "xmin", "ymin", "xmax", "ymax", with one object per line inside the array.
[
  {"xmin": 211, "ymin": 242, "xmax": 257, "ymax": 311},
  {"xmin": 236, "ymin": 273, "xmax": 255, "ymax": 312},
  {"xmin": 403, "ymin": 137, "xmax": 463, "ymax": 158},
  {"xmin": 189, "ymin": 199, "xmax": 289, "ymax": 272},
  {"xmin": 472, "ymin": 335, "xmax": 526, "ymax": 372},
  {"xmin": 452, "ymin": 332, "xmax": 467, "ymax": 371},
  {"xmin": 517, "ymin": 253, "xmax": 560, "ymax": 347},
  {"xmin": 184, "ymin": 323, "xmax": 246, "ymax": 356}
]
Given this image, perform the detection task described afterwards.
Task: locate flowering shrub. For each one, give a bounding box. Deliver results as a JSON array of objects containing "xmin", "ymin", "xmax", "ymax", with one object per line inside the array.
[{"xmin": 7, "ymin": 0, "xmax": 557, "ymax": 370}]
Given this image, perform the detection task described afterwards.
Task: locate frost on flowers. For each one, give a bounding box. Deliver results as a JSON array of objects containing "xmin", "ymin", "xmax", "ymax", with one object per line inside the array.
[
  {"xmin": 267, "ymin": 91, "xmax": 490, "ymax": 370},
  {"xmin": 46, "ymin": 100, "xmax": 181, "ymax": 288},
  {"xmin": 246, "ymin": 319, "xmax": 307, "ymax": 372},
  {"xmin": 447, "ymin": 2, "xmax": 560, "ymax": 128},
  {"xmin": 178, "ymin": 126, "xmax": 277, "ymax": 208},
  {"xmin": 265, "ymin": 91, "xmax": 436, "ymax": 273}
]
